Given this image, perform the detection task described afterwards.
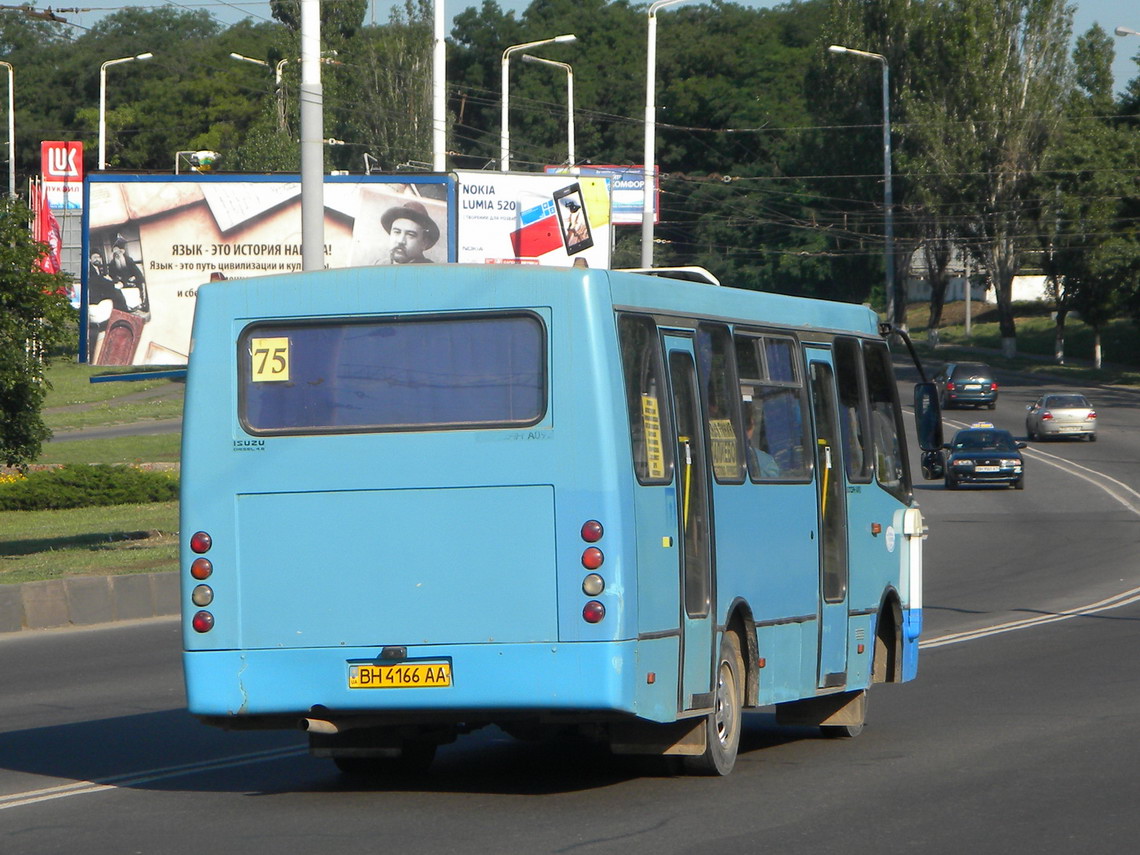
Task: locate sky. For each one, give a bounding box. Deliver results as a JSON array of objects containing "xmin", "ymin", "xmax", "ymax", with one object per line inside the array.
[{"xmin": 59, "ymin": 0, "xmax": 1139, "ymax": 94}]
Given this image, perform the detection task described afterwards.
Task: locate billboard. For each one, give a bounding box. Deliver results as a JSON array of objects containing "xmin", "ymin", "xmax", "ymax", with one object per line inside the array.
[
  {"xmin": 41, "ymin": 141, "xmax": 84, "ymax": 210},
  {"xmin": 544, "ymin": 164, "xmax": 655, "ymax": 225},
  {"xmin": 455, "ymin": 171, "xmax": 612, "ymax": 267},
  {"xmin": 83, "ymin": 175, "xmax": 454, "ymax": 365}
]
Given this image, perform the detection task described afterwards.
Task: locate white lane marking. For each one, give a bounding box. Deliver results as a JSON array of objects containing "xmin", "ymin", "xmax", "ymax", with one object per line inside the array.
[
  {"xmin": 920, "ymin": 585, "xmax": 1140, "ymax": 648},
  {"xmin": 0, "ymin": 745, "xmax": 307, "ymax": 811},
  {"xmin": 1021, "ymin": 444, "xmax": 1140, "ymax": 514}
]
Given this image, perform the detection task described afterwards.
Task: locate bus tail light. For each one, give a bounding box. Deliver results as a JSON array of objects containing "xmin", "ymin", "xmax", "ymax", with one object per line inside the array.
[
  {"xmin": 192, "ymin": 610, "xmax": 215, "ymax": 633},
  {"xmin": 190, "ymin": 558, "xmax": 213, "ymax": 580},
  {"xmin": 190, "ymin": 531, "xmax": 213, "ymax": 554},
  {"xmin": 582, "ymin": 547, "xmax": 604, "ymax": 570},
  {"xmin": 582, "ymin": 601, "xmax": 605, "ymax": 623},
  {"xmin": 581, "ymin": 520, "xmax": 604, "ymax": 542},
  {"xmin": 582, "ymin": 573, "xmax": 605, "ymax": 596}
]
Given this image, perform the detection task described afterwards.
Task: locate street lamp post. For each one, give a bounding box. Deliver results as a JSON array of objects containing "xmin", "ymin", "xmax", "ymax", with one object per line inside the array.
[
  {"xmin": 1116, "ymin": 26, "xmax": 1139, "ymax": 37},
  {"xmin": 0, "ymin": 61, "xmax": 13, "ymax": 198},
  {"xmin": 98, "ymin": 52, "xmax": 154, "ymax": 170},
  {"xmin": 501, "ymin": 34, "xmax": 576, "ymax": 171},
  {"xmin": 521, "ymin": 54, "xmax": 575, "ymax": 168},
  {"xmin": 828, "ymin": 44, "xmax": 895, "ymax": 324},
  {"xmin": 229, "ymin": 52, "xmax": 289, "ymax": 130},
  {"xmin": 642, "ymin": 0, "xmax": 692, "ymax": 268}
]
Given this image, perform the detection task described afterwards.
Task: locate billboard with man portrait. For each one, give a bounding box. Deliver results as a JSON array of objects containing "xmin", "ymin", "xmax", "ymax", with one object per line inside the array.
[{"xmin": 83, "ymin": 175, "xmax": 453, "ymax": 366}]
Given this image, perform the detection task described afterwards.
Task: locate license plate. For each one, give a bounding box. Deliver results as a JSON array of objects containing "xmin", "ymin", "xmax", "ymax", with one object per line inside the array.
[
  {"xmin": 348, "ymin": 662, "xmax": 452, "ymax": 689},
  {"xmin": 963, "ymin": 383, "xmax": 981, "ymax": 391},
  {"xmin": 975, "ymin": 465, "xmax": 999, "ymax": 473}
]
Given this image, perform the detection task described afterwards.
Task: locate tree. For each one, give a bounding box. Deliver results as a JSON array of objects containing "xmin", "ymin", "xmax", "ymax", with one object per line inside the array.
[
  {"xmin": 921, "ymin": 0, "xmax": 1073, "ymax": 357},
  {"xmin": 0, "ymin": 200, "xmax": 75, "ymax": 468}
]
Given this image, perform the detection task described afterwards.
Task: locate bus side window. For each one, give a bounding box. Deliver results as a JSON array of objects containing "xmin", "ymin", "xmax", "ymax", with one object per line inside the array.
[
  {"xmin": 834, "ymin": 337, "xmax": 873, "ymax": 483},
  {"xmin": 735, "ymin": 334, "xmax": 810, "ymax": 481},
  {"xmin": 863, "ymin": 341, "xmax": 910, "ymax": 500},
  {"xmin": 618, "ymin": 314, "xmax": 673, "ymax": 484},
  {"xmin": 697, "ymin": 323, "xmax": 744, "ymax": 484}
]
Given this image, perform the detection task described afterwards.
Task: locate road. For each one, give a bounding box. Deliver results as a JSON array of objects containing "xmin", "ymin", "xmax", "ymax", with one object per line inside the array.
[{"xmin": 3, "ymin": 370, "xmax": 1138, "ymax": 854}]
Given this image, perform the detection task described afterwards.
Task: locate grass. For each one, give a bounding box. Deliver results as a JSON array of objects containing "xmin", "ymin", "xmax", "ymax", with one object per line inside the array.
[
  {"xmin": 0, "ymin": 501, "xmax": 179, "ymax": 585},
  {"xmin": 43, "ymin": 361, "xmax": 181, "ymax": 408},
  {"xmin": 36, "ymin": 434, "xmax": 183, "ymax": 466}
]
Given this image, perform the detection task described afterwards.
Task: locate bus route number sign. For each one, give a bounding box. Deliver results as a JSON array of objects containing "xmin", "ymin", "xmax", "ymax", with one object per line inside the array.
[
  {"xmin": 250, "ymin": 337, "xmax": 290, "ymax": 382},
  {"xmin": 348, "ymin": 662, "xmax": 453, "ymax": 689}
]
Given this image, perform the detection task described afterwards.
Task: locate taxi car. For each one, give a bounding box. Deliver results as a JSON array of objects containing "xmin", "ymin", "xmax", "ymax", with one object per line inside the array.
[
  {"xmin": 1025, "ymin": 393, "xmax": 1097, "ymax": 441},
  {"xmin": 944, "ymin": 423, "xmax": 1025, "ymax": 490}
]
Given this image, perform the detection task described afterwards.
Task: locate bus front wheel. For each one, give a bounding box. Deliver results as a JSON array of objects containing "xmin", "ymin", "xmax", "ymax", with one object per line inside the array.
[{"xmin": 683, "ymin": 631, "xmax": 744, "ymax": 776}]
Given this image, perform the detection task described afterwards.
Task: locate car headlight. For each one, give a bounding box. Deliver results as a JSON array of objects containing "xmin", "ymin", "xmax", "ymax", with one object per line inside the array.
[{"xmin": 951, "ymin": 459, "xmax": 974, "ymax": 468}]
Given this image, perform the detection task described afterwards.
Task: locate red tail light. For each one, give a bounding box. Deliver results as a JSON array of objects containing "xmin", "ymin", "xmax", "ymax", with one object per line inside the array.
[
  {"xmin": 945, "ymin": 381, "xmax": 956, "ymax": 391},
  {"xmin": 581, "ymin": 520, "xmax": 604, "ymax": 543},
  {"xmin": 582, "ymin": 547, "xmax": 604, "ymax": 570},
  {"xmin": 1087, "ymin": 411, "xmax": 1097, "ymax": 420},
  {"xmin": 190, "ymin": 558, "xmax": 213, "ymax": 580},
  {"xmin": 1041, "ymin": 411, "xmax": 1053, "ymax": 421},
  {"xmin": 190, "ymin": 531, "xmax": 212, "ymax": 554},
  {"xmin": 191, "ymin": 610, "xmax": 215, "ymax": 633},
  {"xmin": 990, "ymin": 382, "xmax": 999, "ymax": 391},
  {"xmin": 582, "ymin": 601, "xmax": 606, "ymax": 623}
]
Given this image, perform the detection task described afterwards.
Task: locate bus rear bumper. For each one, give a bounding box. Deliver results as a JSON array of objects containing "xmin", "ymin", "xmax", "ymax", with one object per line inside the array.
[{"xmin": 184, "ymin": 638, "xmax": 679, "ymax": 725}]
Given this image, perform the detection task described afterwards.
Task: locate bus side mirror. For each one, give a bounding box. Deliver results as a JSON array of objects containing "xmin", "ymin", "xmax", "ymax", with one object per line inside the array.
[{"xmin": 913, "ymin": 382, "xmax": 944, "ymax": 480}]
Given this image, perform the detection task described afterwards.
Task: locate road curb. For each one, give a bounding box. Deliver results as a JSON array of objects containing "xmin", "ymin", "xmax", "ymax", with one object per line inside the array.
[{"xmin": 0, "ymin": 571, "xmax": 178, "ymax": 634}]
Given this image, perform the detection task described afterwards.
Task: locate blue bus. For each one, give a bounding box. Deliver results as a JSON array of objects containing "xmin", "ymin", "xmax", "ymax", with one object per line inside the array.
[{"xmin": 181, "ymin": 264, "xmax": 942, "ymax": 776}]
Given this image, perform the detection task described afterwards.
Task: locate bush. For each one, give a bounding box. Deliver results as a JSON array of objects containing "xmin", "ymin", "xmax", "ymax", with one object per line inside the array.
[{"xmin": 0, "ymin": 464, "xmax": 179, "ymax": 511}]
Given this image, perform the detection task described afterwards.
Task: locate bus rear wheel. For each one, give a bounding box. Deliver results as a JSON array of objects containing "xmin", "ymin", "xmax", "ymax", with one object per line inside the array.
[{"xmin": 683, "ymin": 631, "xmax": 744, "ymax": 776}]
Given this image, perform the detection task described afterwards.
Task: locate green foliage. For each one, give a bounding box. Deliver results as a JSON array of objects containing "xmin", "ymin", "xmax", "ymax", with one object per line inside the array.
[
  {"xmin": 0, "ymin": 464, "xmax": 179, "ymax": 511},
  {"xmin": 0, "ymin": 200, "xmax": 76, "ymax": 469}
]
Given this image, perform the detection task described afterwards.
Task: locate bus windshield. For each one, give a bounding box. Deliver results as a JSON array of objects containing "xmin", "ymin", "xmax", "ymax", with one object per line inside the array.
[{"xmin": 239, "ymin": 313, "xmax": 546, "ymax": 434}]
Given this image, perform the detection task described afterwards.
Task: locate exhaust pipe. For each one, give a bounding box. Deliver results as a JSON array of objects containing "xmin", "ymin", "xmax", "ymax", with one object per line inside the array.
[{"xmin": 299, "ymin": 718, "xmax": 340, "ymax": 735}]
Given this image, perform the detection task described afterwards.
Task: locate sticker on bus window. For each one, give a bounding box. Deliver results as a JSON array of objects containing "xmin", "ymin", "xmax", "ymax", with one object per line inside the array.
[
  {"xmin": 250, "ymin": 337, "xmax": 290, "ymax": 382},
  {"xmin": 641, "ymin": 394, "xmax": 665, "ymax": 479},
  {"xmin": 708, "ymin": 418, "xmax": 739, "ymax": 479}
]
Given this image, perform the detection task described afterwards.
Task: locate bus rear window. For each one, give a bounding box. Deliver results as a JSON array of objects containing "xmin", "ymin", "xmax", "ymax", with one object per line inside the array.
[{"xmin": 239, "ymin": 313, "xmax": 546, "ymax": 434}]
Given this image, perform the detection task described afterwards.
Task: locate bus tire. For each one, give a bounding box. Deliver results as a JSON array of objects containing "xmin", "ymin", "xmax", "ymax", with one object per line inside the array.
[{"xmin": 683, "ymin": 631, "xmax": 744, "ymax": 776}]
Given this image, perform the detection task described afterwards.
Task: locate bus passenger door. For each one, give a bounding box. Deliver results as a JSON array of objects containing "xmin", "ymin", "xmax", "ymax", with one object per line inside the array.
[
  {"xmin": 806, "ymin": 351, "xmax": 850, "ymax": 689},
  {"xmin": 664, "ymin": 337, "xmax": 716, "ymax": 711}
]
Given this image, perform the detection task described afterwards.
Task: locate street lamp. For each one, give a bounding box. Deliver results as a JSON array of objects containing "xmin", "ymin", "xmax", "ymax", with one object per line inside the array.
[
  {"xmin": 1115, "ymin": 26, "xmax": 1139, "ymax": 37},
  {"xmin": 501, "ymin": 34, "xmax": 576, "ymax": 171},
  {"xmin": 229, "ymin": 52, "xmax": 289, "ymax": 130},
  {"xmin": 99, "ymin": 52, "xmax": 154, "ymax": 170},
  {"xmin": 642, "ymin": 0, "xmax": 693, "ymax": 267},
  {"xmin": 521, "ymin": 54, "xmax": 575, "ymax": 168},
  {"xmin": 0, "ymin": 61, "xmax": 13, "ymax": 197},
  {"xmin": 829, "ymin": 44, "xmax": 895, "ymax": 324}
]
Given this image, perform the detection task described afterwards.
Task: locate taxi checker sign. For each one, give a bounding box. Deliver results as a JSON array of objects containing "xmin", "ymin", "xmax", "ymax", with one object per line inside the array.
[{"xmin": 41, "ymin": 141, "xmax": 84, "ymax": 209}]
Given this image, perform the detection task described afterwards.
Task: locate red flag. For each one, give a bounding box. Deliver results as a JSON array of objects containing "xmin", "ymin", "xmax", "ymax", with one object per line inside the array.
[{"xmin": 35, "ymin": 185, "xmax": 62, "ymax": 275}]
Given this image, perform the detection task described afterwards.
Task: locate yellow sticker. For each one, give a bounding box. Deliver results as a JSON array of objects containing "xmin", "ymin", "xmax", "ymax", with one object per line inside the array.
[
  {"xmin": 641, "ymin": 394, "xmax": 665, "ymax": 479},
  {"xmin": 250, "ymin": 337, "xmax": 290, "ymax": 382},
  {"xmin": 708, "ymin": 418, "xmax": 739, "ymax": 479}
]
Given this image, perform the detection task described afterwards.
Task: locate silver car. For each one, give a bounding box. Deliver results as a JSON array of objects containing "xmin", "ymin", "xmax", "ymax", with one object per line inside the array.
[{"xmin": 1025, "ymin": 393, "xmax": 1097, "ymax": 441}]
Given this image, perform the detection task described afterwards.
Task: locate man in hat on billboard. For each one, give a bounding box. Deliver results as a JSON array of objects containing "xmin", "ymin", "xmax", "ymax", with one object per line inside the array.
[{"xmin": 381, "ymin": 200, "xmax": 440, "ymax": 264}]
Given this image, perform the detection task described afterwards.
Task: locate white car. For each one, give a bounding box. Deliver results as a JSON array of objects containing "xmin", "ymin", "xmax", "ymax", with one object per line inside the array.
[{"xmin": 1025, "ymin": 393, "xmax": 1097, "ymax": 441}]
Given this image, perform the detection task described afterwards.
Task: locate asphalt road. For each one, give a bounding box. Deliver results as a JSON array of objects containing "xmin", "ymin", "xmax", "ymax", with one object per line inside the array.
[{"xmin": 3, "ymin": 369, "xmax": 1138, "ymax": 854}]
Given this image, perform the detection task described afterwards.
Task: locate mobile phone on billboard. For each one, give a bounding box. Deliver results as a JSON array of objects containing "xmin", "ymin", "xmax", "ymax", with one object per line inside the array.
[{"xmin": 553, "ymin": 183, "xmax": 593, "ymax": 255}]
